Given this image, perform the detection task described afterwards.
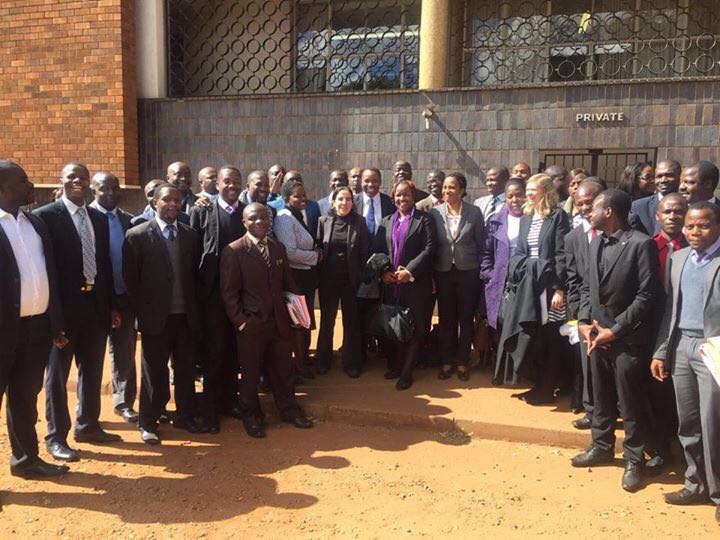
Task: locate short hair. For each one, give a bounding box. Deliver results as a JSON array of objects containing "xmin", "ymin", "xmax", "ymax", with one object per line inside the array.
[
  {"xmin": 577, "ymin": 179, "xmax": 605, "ymax": 196},
  {"xmin": 487, "ymin": 166, "xmax": 510, "ymax": 183},
  {"xmin": 331, "ymin": 185, "xmax": 354, "ymax": 202},
  {"xmin": 659, "ymin": 159, "xmax": 682, "ymax": 177},
  {"xmin": 427, "ymin": 169, "xmax": 445, "ymax": 180},
  {"xmin": 0, "ymin": 159, "xmax": 24, "ymax": 183},
  {"xmin": 599, "ymin": 188, "xmax": 632, "ymax": 221},
  {"xmin": 363, "ymin": 167, "xmax": 381, "ymax": 180},
  {"xmin": 658, "ymin": 192, "xmax": 689, "ymax": 212},
  {"xmin": 688, "ymin": 201, "xmax": 720, "ymax": 223},
  {"xmin": 445, "ymin": 171, "xmax": 468, "ymax": 193},
  {"xmin": 61, "ymin": 162, "xmax": 89, "ymax": 177},
  {"xmin": 570, "ymin": 167, "xmax": 590, "ymax": 177},
  {"xmin": 504, "ymin": 179, "xmax": 525, "ymax": 193},
  {"xmin": 390, "ymin": 179, "xmax": 416, "ymax": 200},
  {"xmin": 281, "ymin": 179, "xmax": 304, "ymax": 200},
  {"xmin": 247, "ymin": 170, "xmax": 267, "ymax": 183},
  {"xmin": 218, "ymin": 165, "xmax": 241, "ymax": 177},
  {"xmin": 696, "ymin": 160, "xmax": 720, "ymax": 190},
  {"xmin": 544, "ymin": 165, "xmax": 568, "ymax": 182},
  {"xmin": 152, "ymin": 182, "xmax": 179, "ymax": 201},
  {"xmin": 582, "ymin": 176, "xmax": 607, "ymax": 189}
]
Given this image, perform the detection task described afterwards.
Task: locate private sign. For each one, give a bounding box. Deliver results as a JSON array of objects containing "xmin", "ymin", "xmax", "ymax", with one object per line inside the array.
[{"xmin": 576, "ymin": 112, "xmax": 625, "ymax": 122}]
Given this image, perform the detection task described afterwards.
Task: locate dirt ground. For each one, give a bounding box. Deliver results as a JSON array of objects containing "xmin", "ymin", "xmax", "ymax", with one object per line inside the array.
[{"xmin": 0, "ymin": 411, "xmax": 717, "ymax": 538}]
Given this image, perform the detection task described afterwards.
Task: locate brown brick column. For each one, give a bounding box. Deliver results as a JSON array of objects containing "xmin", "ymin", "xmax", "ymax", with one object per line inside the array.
[{"xmin": 0, "ymin": 0, "xmax": 139, "ymax": 186}]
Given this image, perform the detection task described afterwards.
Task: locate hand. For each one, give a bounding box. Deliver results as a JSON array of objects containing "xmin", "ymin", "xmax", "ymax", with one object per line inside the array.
[
  {"xmin": 381, "ymin": 271, "xmax": 396, "ymax": 285},
  {"xmin": 650, "ymin": 359, "xmax": 667, "ymax": 382},
  {"xmin": 315, "ymin": 247, "xmax": 323, "ymax": 264},
  {"xmin": 550, "ymin": 289, "xmax": 565, "ymax": 310},
  {"xmin": 111, "ymin": 310, "xmax": 122, "ymax": 329},
  {"xmin": 395, "ymin": 268, "xmax": 413, "ymax": 284},
  {"xmin": 578, "ymin": 323, "xmax": 594, "ymax": 351},
  {"xmin": 270, "ymin": 176, "xmax": 283, "ymax": 194},
  {"xmin": 53, "ymin": 332, "xmax": 69, "ymax": 350},
  {"xmin": 194, "ymin": 197, "xmax": 211, "ymax": 208},
  {"xmin": 587, "ymin": 320, "xmax": 615, "ymax": 354}
]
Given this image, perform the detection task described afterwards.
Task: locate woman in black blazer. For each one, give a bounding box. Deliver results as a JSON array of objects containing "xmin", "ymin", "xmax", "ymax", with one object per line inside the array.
[
  {"xmin": 430, "ymin": 172, "xmax": 485, "ymax": 382},
  {"xmin": 373, "ymin": 180, "xmax": 436, "ymax": 390},
  {"xmin": 510, "ymin": 173, "xmax": 571, "ymax": 405},
  {"xmin": 315, "ymin": 186, "xmax": 369, "ymax": 377}
]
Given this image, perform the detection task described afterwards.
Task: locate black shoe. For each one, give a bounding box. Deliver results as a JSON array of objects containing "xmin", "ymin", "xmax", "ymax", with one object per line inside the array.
[
  {"xmin": 438, "ymin": 365, "xmax": 455, "ymax": 380},
  {"xmin": 396, "ymin": 377, "xmax": 413, "ymax": 391},
  {"xmin": 242, "ymin": 418, "xmax": 266, "ymax": 438},
  {"xmin": 571, "ymin": 406, "xmax": 584, "ymax": 414},
  {"xmin": 10, "ymin": 458, "xmax": 69, "ymax": 479},
  {"xmin": 457, "ymin": 368, "xmax": 470, "ymax": 382},
  {"xmin": 663, "ymin": 488, "xmax": 710, "ymax": 506},
  {"xmin": 344, "ymin": 367, "xmax": 361, "ymax": 379},
  {"xmin": 384, "ymin": 369, "xmax": 400, "ymax": 380},
  {"xmin": 281, "ymin": 415, "xmax": 313, "ymax": 429},
  {"xmin": 158, "ymin": 410, "xmax": 173, "ymax": 424},
  {"xmin": 115, "ymin": 407, "xmax": 139, "ymax": 423},
  {"xmin": 207, "ymin": 422, "xmax": 220, "ymax": 435},
  {"xmin": 645, "ymin": 452, "xmax": 668, "ymax": 477},
  {"xmin": 571, "ymin": 446, "xmax": 614, "ymax": 467},
  {"xmin": 523, "ymin": 391, "xmax": 555, "ymax": 406},
  {"xmin": 572, "ymin": 415, "xmax": 592, "ymax": 430},
  {"xmin": 622, "ymin": 461, "xmax": 644, "ymax": 493},
  {"xmin": 45, "ymin": 442, "xmax": 79, "ymax": 462},
  {"xmin": 222, "ymin": 405, "xmax": 244, "ymax": 420},
  {"xmin": 74, "ymin": 428, "xmax": 122, "ymax": 444},
  {"xmin": 172, "ymin": 418, "xmax": 209, "ymax": 434}
]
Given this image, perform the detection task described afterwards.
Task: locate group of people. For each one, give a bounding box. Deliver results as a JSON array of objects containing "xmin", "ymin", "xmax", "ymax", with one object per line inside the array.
[{"xmin": 0, "ymin": 155, "xmax": 718, "ymax": 525}]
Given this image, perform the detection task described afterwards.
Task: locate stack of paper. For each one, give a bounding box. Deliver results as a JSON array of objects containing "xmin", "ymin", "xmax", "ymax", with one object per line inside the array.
[
  {"xmin": 699, "ymin": 336, "xmax": 720, "ymax": 388},
  {"xmin": 284, "ymin": 292, "xmax": 311, "ymax": 329}
]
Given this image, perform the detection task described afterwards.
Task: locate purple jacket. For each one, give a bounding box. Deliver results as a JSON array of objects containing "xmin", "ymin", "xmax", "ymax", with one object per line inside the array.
[{"xmin": 479, "ymin": 206, "xmax": 512, "ymax": 329}]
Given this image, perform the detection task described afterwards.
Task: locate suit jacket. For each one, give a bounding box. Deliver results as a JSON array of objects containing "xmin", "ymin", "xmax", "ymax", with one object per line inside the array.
[
  {"xmin": 274, "ymin": 208, "xmax": 319, "ymax": 270},
  {"xmin": 181, "ymin": 193, "xmax": 198, "ymax": 214},
  {"xmin": 415, "ymin": 195, "xmax": 439, "ymax": 212},
  {"xmin": 372, "ymin": 210, "xmax": 436, "ymax": 332},
  {"xmin": 630, "ymin": 194, "xmax": 660, "ymax": 237},
  {"xmin": 33, "ymin": 200, "xmax": 114, "ymax": 329},
  {"xmin": 515, "ymin": 208, "xmax": 570, "ymax": 292},
  {"xmin": 353, "ymin": 192, "xmax": 395, "ymax": 233},
  {"xmin": 219, "ymin": 235, "xmax": 297, "ymax": 339},
  {"xmin": 316, "ymin": 211, "xmax": 369, "ymax": 289},
  {"xmin": 653, "ymin": 247, "xmax": 720, "ymax": 370},
  {"xmin": 578, "ymin": 227, "xmax": 658, "ymax": 344},
  {"xmin": 479, "ymin": 207, "xmax": 512, "ymax": 328},
  {"xmin": 564, "ymin": 224, "xmax": 593, "ymax": 319},
  {"xmin": 274, "ymin": 199, "xmax": 322, "ymax": 238},
  {"xmin": 318, "ymin": 195, "xmax": 333, "ymax": 217},
  {"xmin": 430, "ymin": 201, "xmax": 485, "ymax": 272},
  {"xmin": 122, "ymin": 219, "xmax": 201, "ymax": 335},
  {"xmin": 189, "ymin": 199, "xmax": 247, "ymax": 298},
  {"xmin": 0, "ymin": 210, "xmax": 64, "ymax": 350}
]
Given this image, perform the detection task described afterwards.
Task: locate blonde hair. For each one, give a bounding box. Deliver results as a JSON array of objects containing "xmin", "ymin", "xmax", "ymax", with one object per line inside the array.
[{"xmin": 524, "ymin": 173, "xmax": 559, "ymax": 219}]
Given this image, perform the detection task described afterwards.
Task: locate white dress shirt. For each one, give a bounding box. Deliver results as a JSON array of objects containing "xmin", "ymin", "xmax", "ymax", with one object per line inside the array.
[
  {"xmin": 218, "ymin": 196, "xmax": 238, "ymax": 214},
  {"xmin": 0, "ymin": 209, "xmax": 50, "ymax": 317},
  {"xmin": 155, "ymin": 215, "xmax": 178, "ymax": 239},
  {"xmin": 362, "ymin": 192, "xmax": 382, "ymax": 228}
]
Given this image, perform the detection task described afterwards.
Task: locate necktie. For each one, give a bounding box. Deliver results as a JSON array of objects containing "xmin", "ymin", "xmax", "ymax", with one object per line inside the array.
[
  {"xmin": 366, "ymin": 197, "xmax": 376, "ymax": 236},
  {"xmin": 487, "ymin": 196, "xmax": 497, "ymax": 219},
  {"xmin": 664, "ymin": 241, "xmax": 674, "ymax": 291},
  {"xmin": 225, "ymin": 204, "xmax": 235, "ymax": 214},
  {"xmin": 167, "ymin": 223, "xmax": 177, "ymax": 241},
  {"xmin": 107, "ymin": 213, "xmax": 126, "ymax": 294},
  {"xmin": 257, "ymin": 239, "xmax": 270, "ymax": 266},
  {"xmin": 589, "ymin": 228, "xmax": 597, "ymax": 242},
  {"xmin": 77, "ymin": 207, "xmax": 97, "ymax": 283}
]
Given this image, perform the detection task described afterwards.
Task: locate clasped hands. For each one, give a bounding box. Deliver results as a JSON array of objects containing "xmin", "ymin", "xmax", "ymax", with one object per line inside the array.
[
  {"xmin": 382, "ymin": 267, "xmax": 413, "ymax": 285},
  {"xmin": 578, "ymin": 320, "xmax": 616, "ymax": 355}
]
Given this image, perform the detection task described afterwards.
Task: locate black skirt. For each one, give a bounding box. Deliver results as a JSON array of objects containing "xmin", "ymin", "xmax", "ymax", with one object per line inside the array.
[{"xmin": 291, "ymin": 267, "xmax": 318, "ymax": 330}]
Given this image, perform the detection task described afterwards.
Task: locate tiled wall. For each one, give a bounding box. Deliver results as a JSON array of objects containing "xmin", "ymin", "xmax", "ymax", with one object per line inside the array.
[{"xmin": 138, "ymin": 80, "xmax": 720, "ymax": 201}]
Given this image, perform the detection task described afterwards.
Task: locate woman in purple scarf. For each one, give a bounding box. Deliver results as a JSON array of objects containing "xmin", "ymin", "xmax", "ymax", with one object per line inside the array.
[{"xmin": 372, "ymin": 180, "xmax": 436, "ymax": 390}]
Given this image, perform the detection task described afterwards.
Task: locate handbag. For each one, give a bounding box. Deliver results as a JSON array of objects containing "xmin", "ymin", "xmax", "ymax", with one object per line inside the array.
[{"xmin": 369, "ymin": 296, "xmax": 416, "ymax": 343}]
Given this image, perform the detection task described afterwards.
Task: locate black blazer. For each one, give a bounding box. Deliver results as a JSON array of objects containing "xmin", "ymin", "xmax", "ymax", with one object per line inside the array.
[
  {"xmin": 353, "ymin": 192, "xmax": 395, "ymax": 236},
  {"xmin": 0, "ymin": 210, "xmax": 64, "ymax": 350},
  {"xmin": 316, "ymin": 212, "xmax": 369, "ymax": 289},
  {"xmin": 33, "ymin": 200, "xmax": 114, "ymax": 330},
  {"xmin": 122, "ymin": 219, "xmax": 201, "ymax": 335},
  {"xmin": 630, "ymin": 194, "xmax": 660, "ymax": 237},
  {"xmin": 515, "ymin": 208, "xmax": 570, "ymax": 292},
  {"xmin": 578, "ymin": 227, "xmax": 658, "ymax": 344},
  {"xmin": 564, "ymin": 225, "xmax": 592, "ymax": 319},
  {"xmin": 189, "ymin": 200, "xmax": 247, "ymax": 298},
  {"xmin": 372, "ymin": 210, "xmax": 436, "ymax": 332}
]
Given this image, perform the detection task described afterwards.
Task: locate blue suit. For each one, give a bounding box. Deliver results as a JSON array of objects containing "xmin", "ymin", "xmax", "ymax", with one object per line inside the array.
[{"xmin": 630, "ymin": 194, "xmax": 660, "ymax": 236}]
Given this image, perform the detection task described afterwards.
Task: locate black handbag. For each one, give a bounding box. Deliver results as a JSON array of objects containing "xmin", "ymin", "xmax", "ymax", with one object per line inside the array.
[{"xmin": 369, "ymin": 299, "xmax": 416, "ymax": 343}]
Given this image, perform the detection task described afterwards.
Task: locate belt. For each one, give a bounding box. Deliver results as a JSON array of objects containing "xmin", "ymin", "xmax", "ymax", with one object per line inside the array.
[{"xmin": 80, "ymin": 283, "xmax": 95, "ymax": 292}]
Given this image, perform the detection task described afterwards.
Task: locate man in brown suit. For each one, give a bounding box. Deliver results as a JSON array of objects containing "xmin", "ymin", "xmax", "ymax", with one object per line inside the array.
[{"xmin": 220, "ymin": 203, "xmax": 313, "ymax": 438}]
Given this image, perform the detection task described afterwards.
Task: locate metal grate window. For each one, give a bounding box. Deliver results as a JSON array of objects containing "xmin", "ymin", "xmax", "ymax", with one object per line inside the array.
[
  {"xmin": 166, "ymin": 0, "xmax": 420, "ymax": 97},
  {"xmin": 454, "ymin": 0, "xmax": 720, "ymax": 87}
]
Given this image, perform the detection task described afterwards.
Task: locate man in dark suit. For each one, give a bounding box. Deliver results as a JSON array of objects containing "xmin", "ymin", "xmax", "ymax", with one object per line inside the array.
[
  {"xmin": 220, "ymin": 203, "xmax": 312, "ymax": 438},
  {"xmin": 318, "ymin": 170, "xmax": 349, "ymax": 216},
  {"xmin": 0, "ymin": 160, "xmax": 68, "ymax": 478},
  {"xmin": 631, "ymin": 159, "xmax": 681, "ymax": 236},
  {"xmin": 33, "ymin": 163, "xmax": 122, "ymax": 462},
  {"xmin": 652, "ymin": 202, "xmax": 720, "ymax": 525},
  {"xmin": 123, "ymin": 184, "xmax": 206, "ymax": 444},
  {"xmin": 167, "ymin": 161, "xmax": 197, "ymax": 213},
  {"xmin": 680, "ymin": 161, "xmax": 720, "ymax": 206},
  {"xmin": 392, "ymin": 160, "xmax": 429, "ymax": 201},
  {"xmin": 90, "ymin": 172, "xmax": 138, "ymax": 424},
  {"xmin": 189, "ymin": 166, "xmax": 246, "ymax": 433},
  {"xmin": 131, "ymin": 178, "xmax": 190, "ymax": 227},
  {"xmin": 571, "ymin": 189, "xmax": 658, "ymax": 493},
  {"xmin": 564, "ymin": 180, "xmax": 605, "ymax": 430}
]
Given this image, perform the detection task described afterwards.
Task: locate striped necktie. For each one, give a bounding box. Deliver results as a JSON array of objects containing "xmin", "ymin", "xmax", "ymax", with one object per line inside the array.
[
  {"xmin": 77, "ymin": 207, "xmax": 97, "ymax": 283},
  {"xmin": 257, "ymin": 239, "xmax": 270, "ymax": 266}
]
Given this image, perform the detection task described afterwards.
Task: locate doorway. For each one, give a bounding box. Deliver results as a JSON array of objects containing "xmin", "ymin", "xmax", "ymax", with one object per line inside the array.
[{"xmin": 539, "ymin": 148, "xmax": 657, "ymax": 187}]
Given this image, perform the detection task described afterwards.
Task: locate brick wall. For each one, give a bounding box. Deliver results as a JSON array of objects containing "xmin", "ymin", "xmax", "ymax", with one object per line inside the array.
[
  {"xmin": 138, "ymin": 80, "xmax": 720, "ymax": 201},
  {"xmin": 0, "ymin": 0, "xmax": 139, "ymax": 185}
]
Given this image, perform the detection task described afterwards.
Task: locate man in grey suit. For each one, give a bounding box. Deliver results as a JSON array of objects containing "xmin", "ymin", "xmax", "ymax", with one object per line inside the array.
[
  {"xmin": 679, "ymin": 161, "xmax": 720, "ymax": 206},
  {"xmin": 652, "ymin": 201, "xmax": 720, "ymax": 525},
  {"xmin": 630, "ymin": 159, "xmax": 681, "ymax": 236}
]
